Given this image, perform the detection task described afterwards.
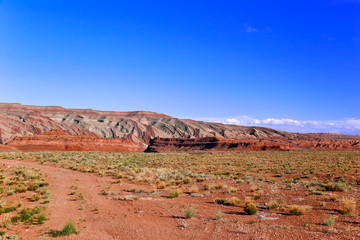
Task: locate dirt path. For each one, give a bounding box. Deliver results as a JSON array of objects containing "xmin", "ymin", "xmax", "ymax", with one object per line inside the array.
[
  {"xmin": 0, "ymin": 159, "xmax": 185, "ymax": 240},
  {"xmin": 1, "ymin": 159, "xmax": 356, "ymax": 240}
]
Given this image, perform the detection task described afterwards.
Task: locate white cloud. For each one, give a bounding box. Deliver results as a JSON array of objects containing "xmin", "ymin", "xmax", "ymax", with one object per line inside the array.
[
  {"xmin": 193, "ymin": 116, "xmax": 360, "ymax": 135},
  {"xmin": 246, "ymin": 26, "xmax": 258, "ymax": 33},
  {"xmin": 244, "ymin": 23, "xmax": 258, "ymax": 33}
]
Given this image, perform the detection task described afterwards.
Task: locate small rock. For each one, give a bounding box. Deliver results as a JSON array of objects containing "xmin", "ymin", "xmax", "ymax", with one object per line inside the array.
[
  {"xmin": 256, "ymin": 203, "xmax": 267, "ymax": 208},
  {"xmin": 188, "ymin": 193, "xmax": 204, "ymax": 197},
  {"xmin": 258, "ymin": 213, "xmax": 279, "ymax": 220},
  {"xmin": 294, "ymin": 197, "xmax": 304, "ymax": 201}
]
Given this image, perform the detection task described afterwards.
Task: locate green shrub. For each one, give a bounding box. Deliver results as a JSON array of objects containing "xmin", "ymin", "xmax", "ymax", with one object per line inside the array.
[
  {"xmin": 37, "ymin": 214, "xmax": 46, "ymax": 224},
  {"xmin": 11, "ymin": 216, "xmax": 21, "ymax": 223},
  {"xmin": 244, "ymin": 203, "xmax": 258, "ymax": 215},
  {"xmin": 32, "ymin": 194, "xmax": 41, "ymax": 201},
  {"xmin": 20, "ymin": 212, "xmax": 31, "ymax": 221},
  {"xmin": 183, "ymin": 176, "xmax": 191, "ymax": 184},
  {"xmin": 15, "ymin": 185, "xmax": 27, "ymax": 193},
  {"xmin": 185, "ymin": 207, "xmax": 195, "ymax": 219},
  {"xmin": 214, "ymin": 198, "xmax": 227, "ymax": 205},
  {"xmin": 324, "ymin": 216, "xmax": 335, "ymax": 226},
  {"xmin": 27, "ymin": 184, "xmax": 39, "ymax": 191},
  {"xmin": 4, "ymin": 207, "xmax": 17, "ymax": 213},
  {"xmin": 169, "ymin": 189, "xmax": 181, "ymax": 198},
  {"xmin": 50, "ymin": 221, "xmax": 78, "ymax": 237},
  {"xmin": 76, "ymin": 193, "xmax": 84, "ymax": 200}
]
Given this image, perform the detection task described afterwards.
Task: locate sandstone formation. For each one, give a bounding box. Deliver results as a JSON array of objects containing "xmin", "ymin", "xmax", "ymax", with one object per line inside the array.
[
  {"xmin": 145, "ymin": 137, "xmax": 292, "ymax": 152},
  {"xmin": 7, "ymin": 129, "xmax": 142, "ymax": 152},
  {"xmin": 0, "ymin": 103, "xmax": 296, "ymax": 149},
  {"xmin": 145, "ymin": 136, "xmax": 360, "ymax": 152},
  {"xmin": 1, "ymin": 103, "xmax": 359, "ymax": 152}
]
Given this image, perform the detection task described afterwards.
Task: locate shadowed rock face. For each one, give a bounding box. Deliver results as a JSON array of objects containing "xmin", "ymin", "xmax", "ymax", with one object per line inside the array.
[
  {"xmin": 145, "ymin": 137, "xmax": 360, "ymax": 152},
  {"xmin": 0, "ymin": 103, "xmax": 296, "ymax": 148}
]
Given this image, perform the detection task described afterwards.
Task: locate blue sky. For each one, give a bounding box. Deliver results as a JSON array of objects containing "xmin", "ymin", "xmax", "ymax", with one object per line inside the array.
[{"xmin": 0, "ymin": 1, "xmax": 359, "ymax": 134}]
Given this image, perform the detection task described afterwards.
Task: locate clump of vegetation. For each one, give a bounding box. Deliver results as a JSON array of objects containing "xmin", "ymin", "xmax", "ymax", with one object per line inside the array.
[
  {"xmin": 324, "ymin": 182, "xmax": 350, "ymax": 192},
  {"xmin": 289, "ymin": 205, "xmax": 312, "ymax": 216},
  {"xmin": 183, "ymin": 176, "xmax": 191, "ymax": 184},
  {"xmin": 215, "ymin": 211, "xmax": 223, "ymax": 220},
  {"xmin": 76, "ymin": 193, "xmax": 84, "ymax": 200},
  {"xmin": 169, "ymin": 189, "xmax": 181, "ymax": 198},
  {"xmin": 329, "ymin": 194, "xmax": 338, "ymax": 202},
  {"xmin": 184, "ymin": 207, "xmax": 195, "ymax": 219},
  {"xmin": 227, "ymin": 197, "xmax": 240, "ymax": 206},
  {"xmin": 267, "ymin": 200, "xmax": 279, "ymax": 210},
  {"xmin": 0, "ymin": 166, "xmax": 49, "ymax": 231},
  {"xmin": 157, "ymin": 181, "xmax": 167, "ymax": 189},
  {"xmin": 37, "ymin": 214, "xmax": 46, "ymax": 224},
  {"xmin": 214, "ymin": 198, "xmax": 227, "ymax": 205},
  {"xmin": 338, "ymin": 198, "xmax": 357, "ymax": 215},
  {"xmin": 229, "ymin": 187, "xmax": 237, "ymax": 193},
  {"xmin": 244, "ymin": 202, "xmax": 258, "ymax": 215},
  {"xmin": 188, "ymin": 186, "xmax": 199, "ymax": 193},
  {"xmin": 32, "ymin": 194, "xmax": 41, "ymax": 201},
  {"xmin": 324, "ymin": 216, "xmax": 336, "ymax": 226},
  {"xmin": 50, "ymin": 221, "xmax": 79, "ymax": 237}
]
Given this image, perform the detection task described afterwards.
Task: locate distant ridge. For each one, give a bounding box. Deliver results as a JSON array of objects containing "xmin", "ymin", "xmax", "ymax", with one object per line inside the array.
[{"xmin": 0, "ymin": 103, "xmax": 359, "ymax": 152}]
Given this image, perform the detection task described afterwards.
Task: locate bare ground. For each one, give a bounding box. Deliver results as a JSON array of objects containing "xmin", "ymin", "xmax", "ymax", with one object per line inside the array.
[{"xmin": 1, "ymin": 159, "xmax": 359, "ymax": 240}]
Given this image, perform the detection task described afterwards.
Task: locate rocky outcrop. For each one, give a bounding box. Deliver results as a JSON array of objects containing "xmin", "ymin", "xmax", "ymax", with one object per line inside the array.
[
  {"xmin": 145, "ymin": 136, "xmax": 360, "ymax": 152},
  {"xmin": 0, "ymin": 103, "xmax": 296, "ymax": 149},
  {"xmin": 6, "ymin": 129, "xmax": 142, "ymax": 152},
  {"xmin": 145, "ymin": 137, "xmax": 293, "ymax": 152},
  {"xmin": 1, "ymin": 103, "xmax": 359, "ymax": 153}
]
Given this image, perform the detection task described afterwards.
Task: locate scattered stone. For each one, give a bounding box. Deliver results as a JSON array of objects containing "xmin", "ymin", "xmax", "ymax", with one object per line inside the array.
[
  {"xmin": 112, "ymin": 195, "xmax": 136, "ymax": 200},
  {"xmin": 258, "ymin": 213, "xmax": 279, "ymax": 220},
  {"xmin": 294, "ymin": 197, "xmax": 305, "ymax": 202},
  {"xmin": 256, "ymin": 203, "xmax": 267, "ymax": 208},
  {"xmin": 188, "ymin": 193, "xmax": 204, "ymax": 197}
]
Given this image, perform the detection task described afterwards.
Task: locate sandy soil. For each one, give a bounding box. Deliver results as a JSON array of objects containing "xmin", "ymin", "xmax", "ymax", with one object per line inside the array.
[{"xmin": 0, "ymin": 159, "xmax": 359, "ymax": 240}]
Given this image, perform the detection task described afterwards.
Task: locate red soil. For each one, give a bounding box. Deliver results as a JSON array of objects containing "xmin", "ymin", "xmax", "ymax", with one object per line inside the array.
[
  {"xmin": 1, "ymin": 159, "xmax": 358, "ymax": 239},
  {"xmin": 6, "ymin": 129, "xmax": 142, "ymax": 152}
]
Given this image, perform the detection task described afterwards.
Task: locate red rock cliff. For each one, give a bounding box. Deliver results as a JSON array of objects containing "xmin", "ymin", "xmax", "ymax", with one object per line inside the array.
[{"xmin": 6, "ymin": 129, "xmax": 142, "ymax": 152}]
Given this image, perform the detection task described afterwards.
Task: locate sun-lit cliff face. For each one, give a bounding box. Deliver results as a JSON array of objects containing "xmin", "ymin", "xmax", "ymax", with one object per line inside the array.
[
  {"xmin": 0, "ymin": 103, "xmax": 295, "ymax": 146},
  {"xmin": 1, "ymin": 103, "xmax": 359, "ymax": 152},
  {"xmin": 6, "ymin": 129, "xmax": 142, "ymax": 152}
]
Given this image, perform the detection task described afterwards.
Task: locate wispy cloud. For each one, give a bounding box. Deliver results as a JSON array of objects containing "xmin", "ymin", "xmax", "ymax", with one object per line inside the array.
[
  {"xmin": 244, "ymin": 23, "xmax": 258, "ymax": 33},
  {"xmin": 193, "ymin": 116, "xmax": 360, "ymax": 135}
]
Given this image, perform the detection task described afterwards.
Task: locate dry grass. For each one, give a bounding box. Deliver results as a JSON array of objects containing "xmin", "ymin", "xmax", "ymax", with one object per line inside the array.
[
  {"xmin": 267, "ymin": 200, "xmax": 279, "ymax": 210},
  {"xmin": 339, "ymin": 198, "xmax": 357, "ymax": 215},
  {"xmin": 188, "ymin": 187, "xmax": 199, "ymax": 193},
  {"xmin": 169, "ymin": 189, "xmax": 182, "ymax": 198},
  {"xmin": 227, "ymin": 197, "xmax": 241, "ymax": 206},
  {"xmin": 289, "ymin": 205, "xmax": 312, "ymax": 216},
  {"xmin": 1, "ymin": 150, "xmax": 359, "ymax": 237}
]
